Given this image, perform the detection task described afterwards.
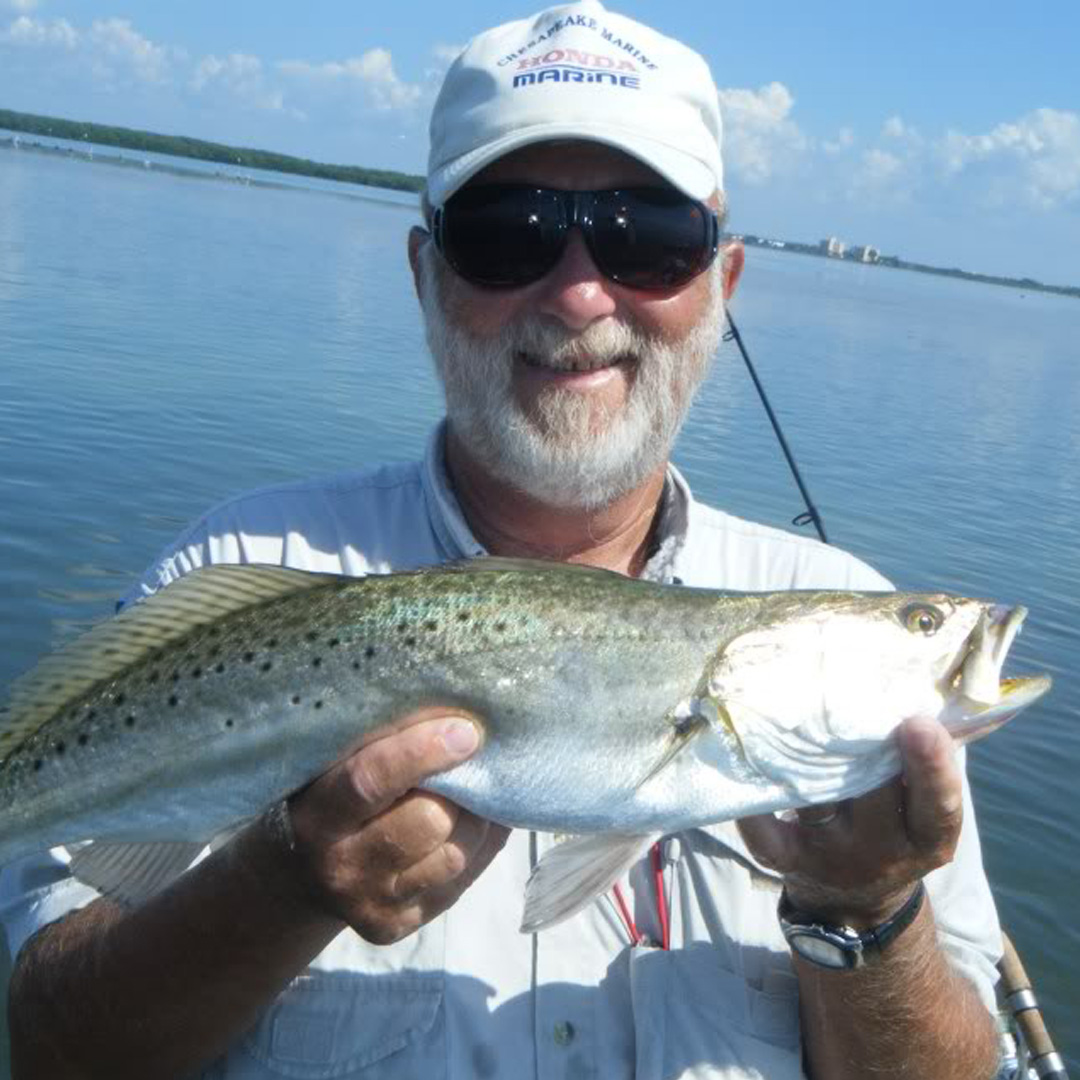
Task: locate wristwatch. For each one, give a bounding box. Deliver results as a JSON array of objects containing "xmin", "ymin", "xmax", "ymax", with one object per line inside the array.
[{"xmin": 778, "ymin": 880, "xmax": 926, "ymax": 971}]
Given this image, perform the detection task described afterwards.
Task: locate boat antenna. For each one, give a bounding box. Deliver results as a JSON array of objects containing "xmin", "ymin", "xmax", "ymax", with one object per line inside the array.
[{"xmin": 723, "ymin": 313, "xmax": 830, "ymax": 545}]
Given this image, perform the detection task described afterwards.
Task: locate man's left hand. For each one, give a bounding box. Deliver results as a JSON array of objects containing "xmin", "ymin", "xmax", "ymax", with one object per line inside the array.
[{"xmin": 737, "ymin": 715, "xmax": 963, "ymax": 929}]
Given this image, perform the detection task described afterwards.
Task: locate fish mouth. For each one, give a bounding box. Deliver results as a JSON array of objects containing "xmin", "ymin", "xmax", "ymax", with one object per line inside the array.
[{"xmin": 942, "ymin": 604, "xmax": 1052, "ymax": 741}]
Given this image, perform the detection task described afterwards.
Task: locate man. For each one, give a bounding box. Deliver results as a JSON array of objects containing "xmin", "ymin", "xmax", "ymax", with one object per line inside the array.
[{"xmin": 3, "ymin": 3, "xmax": 1003, "ymax": 1077}]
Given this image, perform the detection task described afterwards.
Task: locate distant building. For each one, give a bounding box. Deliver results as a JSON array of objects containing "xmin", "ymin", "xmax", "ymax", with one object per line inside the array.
[
  {"xmin": 820, "ymin": 237, "xmax": 846, "ymax": 258},
  {"xmin": 853, "ymin": 245, "xmax": 880, "ymax": 264}
]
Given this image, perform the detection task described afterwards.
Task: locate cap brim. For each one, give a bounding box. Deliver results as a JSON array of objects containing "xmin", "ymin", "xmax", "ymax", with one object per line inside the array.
[{"xmin": 428, "ymin": 121, "xmax": 719, "ymax": 206}]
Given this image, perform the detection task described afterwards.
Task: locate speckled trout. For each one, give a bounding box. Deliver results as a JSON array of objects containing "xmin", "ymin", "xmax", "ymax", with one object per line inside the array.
[{"xmin": 0, "ymin": 559, "xmax": 1050, "ymax": 930}]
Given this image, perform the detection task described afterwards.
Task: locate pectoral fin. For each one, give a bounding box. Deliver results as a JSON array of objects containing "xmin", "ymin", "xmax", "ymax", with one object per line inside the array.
[
  {"xmin": 521, "ymin": 832, "xmax": 657, "ymax": 933},
  {"xmin": 633, "ymin": 697, "xmax": 720, "ymax": 792}
]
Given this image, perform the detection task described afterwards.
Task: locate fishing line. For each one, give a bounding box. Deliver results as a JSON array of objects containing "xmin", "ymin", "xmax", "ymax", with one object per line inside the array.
[{"xmin": 723, "ymin": 314, "xmax": 829, "ymax": 545}]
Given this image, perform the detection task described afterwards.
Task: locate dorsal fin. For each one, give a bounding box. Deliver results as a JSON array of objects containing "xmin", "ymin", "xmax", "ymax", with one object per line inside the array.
[{"xmin": 0, "ymin": 564, "xmax": 343, "ymax": 763}]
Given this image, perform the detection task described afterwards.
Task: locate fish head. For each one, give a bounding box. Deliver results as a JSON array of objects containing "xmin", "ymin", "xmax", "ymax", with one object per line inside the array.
[{"xmin": 705, "ymin": 592, "xmax": 1051, "ymax": 802}]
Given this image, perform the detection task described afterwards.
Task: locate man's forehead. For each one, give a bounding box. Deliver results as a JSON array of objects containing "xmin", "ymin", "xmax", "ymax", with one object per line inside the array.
[{"xmin": 469, "ymin": 140, "xmax": 671, "ymax": 190}]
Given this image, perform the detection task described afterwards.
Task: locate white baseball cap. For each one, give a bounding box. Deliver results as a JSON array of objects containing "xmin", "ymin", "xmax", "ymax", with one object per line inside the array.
[{"xmin": 427, "ymin": 1, "xmax": 724, "ymax": 207}]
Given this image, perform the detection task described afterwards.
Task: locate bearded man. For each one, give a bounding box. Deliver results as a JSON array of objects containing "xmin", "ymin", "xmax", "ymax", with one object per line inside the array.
[{"xmin": 3, "ymin": 3, "xmax": 1003, "ymax": 1078}]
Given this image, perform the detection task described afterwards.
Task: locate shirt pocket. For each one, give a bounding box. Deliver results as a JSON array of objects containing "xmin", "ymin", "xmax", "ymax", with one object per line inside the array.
[
  {"xmin": 630, "ymin": 942, "xmax": 804, "ymax": 1080},
  {"xmin": 228, "ymin": 924, "xmax": 447, "ymax": 1079}
]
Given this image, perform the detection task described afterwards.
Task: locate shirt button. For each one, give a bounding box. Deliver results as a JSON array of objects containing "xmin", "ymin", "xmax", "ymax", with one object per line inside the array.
[{"xmin": 553, "ymin": 1021, "xmax": 575, "ymax": 1046}]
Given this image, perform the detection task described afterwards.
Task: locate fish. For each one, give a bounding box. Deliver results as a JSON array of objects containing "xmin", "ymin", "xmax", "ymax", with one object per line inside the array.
[{"xmin": 0, "ymin": 558, "xmax": 1051, "ymax": 930}]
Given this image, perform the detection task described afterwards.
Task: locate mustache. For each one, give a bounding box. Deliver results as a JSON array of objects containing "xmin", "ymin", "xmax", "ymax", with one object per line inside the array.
[{"xmin": 497, "ymin": 315, "xmax": 657, "ymax": 372}]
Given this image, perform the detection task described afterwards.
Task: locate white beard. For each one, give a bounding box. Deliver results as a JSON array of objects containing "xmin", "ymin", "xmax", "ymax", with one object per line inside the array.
[{"xmin": 419, "ymin": 244, "xmax": 726, "ymax": 510}]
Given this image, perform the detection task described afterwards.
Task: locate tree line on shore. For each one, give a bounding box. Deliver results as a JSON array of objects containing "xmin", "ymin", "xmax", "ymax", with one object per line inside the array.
[{"xmin": 0, "ymin": 107, "xmax": 424, "ymax": 194}]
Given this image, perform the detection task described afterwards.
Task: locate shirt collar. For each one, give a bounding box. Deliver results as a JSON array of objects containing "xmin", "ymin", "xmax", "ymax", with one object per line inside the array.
[{"xmin": 420, "ymin": 420, "xmax": 695, "ymax": 577}]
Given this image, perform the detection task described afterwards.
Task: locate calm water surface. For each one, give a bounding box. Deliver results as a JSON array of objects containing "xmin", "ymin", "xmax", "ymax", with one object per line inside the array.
[{"xmin": 0, "ymin": 141, "xmax": 1077, "ymax": 1071}]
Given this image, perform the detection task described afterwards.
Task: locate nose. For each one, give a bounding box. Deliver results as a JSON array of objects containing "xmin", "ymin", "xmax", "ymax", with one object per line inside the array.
[{"xmin": 533, "ymin": 229, "xmax": 618, "ymax": 332}]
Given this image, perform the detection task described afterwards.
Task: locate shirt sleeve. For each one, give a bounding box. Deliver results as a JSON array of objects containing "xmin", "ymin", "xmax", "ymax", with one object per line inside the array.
[
  {"xmin": 923, "ymin": 747, "xmax": 1003, "ymax": 1013},
  {"xmin": 0, "ymin": 849, "xmax": 100, "ymax": 960}
]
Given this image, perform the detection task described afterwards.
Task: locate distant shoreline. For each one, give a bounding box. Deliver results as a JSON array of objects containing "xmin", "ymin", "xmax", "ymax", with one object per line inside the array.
[{"xmin": 2, "ymin": 105, "xmax": 1076, "ymax": 299}]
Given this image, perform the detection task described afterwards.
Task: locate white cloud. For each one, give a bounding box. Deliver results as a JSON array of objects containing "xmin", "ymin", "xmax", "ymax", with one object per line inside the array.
[
  {"xmin": 716, "ymin": 82, "xmax": 807, "ymax": 184},
  {"xmin": 3, "ymin": 0, "xmax": 41, "ymax": 11},
  {"xmin": 939, "ymin": 108, "xmax": 1080, "ymax": 208},
  {"xmin": 87, "ymin": 18, "xmax": 171, "ymax": 84},
  {"xmin": 279, "ymin": 48, "xmax": 422, "ymax": 111},
  {"xmin": 1, "ymin": 14, "xmax": 76, "ymax": 48},
  {"xmin": 822, "ymin": 126, "xmax": 855, "ymax": 155},
  {"xmin": 192, "ymin": 52, "xmax": 287, "ymax": 113}
]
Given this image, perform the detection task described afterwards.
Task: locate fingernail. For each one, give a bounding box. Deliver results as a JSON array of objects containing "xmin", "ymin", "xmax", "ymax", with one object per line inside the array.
[{"xmin": 441, "ymin": 718, "xmax": 480, "ymax": 757}]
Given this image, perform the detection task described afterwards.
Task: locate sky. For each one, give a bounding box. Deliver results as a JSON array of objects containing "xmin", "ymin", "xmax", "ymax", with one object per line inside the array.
[{"xmin": 1, "ymin": 0, "xmax": 1078, "ymax": 285}]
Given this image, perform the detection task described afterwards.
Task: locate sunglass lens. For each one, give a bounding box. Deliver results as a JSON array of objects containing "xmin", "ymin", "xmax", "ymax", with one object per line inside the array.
[
  {"xmin": 440, "ymin": 186, "xmax": 565, "ymax": 287},
  {"xmin": 593, "ymin": 189, "xmax": 715, "ymax": 289}
]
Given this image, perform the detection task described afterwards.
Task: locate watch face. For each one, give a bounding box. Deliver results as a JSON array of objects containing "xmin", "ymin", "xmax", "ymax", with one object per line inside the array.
[{"xmin": 789, "ymin": 931, "xmax": 854, "ymax": 971}]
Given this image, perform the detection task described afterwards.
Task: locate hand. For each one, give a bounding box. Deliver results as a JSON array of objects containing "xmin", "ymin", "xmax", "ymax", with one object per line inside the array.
[
  {"xmin": 737, "ymin": 716, "xmax": 963, "ymax": 929},
  {"xmin": 284, "ymin": 707, "xmax": 510, "ymax": 945}
]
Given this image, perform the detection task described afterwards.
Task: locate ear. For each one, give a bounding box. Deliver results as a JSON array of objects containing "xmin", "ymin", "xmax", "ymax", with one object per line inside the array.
[
  {"xmin": 721, "ymin": 240, "xmax": 745, "ymax": 301},
  {"xmin": 408, "ymin": 226, "xmax": 429, "ymax": 303}
]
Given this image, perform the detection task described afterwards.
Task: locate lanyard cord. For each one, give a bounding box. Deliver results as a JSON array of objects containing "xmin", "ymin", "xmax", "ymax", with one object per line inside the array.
[{"xmin": 610, "ymin": 841, "xmax": 671, "ymax": 950}]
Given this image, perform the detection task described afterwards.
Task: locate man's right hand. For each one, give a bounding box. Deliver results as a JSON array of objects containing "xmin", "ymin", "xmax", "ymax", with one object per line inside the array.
[{"xmin": 286, "ymin": 709, "xmax": 510, "ymax": 945}]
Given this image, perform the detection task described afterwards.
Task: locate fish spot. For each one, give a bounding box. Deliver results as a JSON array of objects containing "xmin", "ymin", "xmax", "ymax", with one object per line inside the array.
[
  {"xmin": 364, "ymin": 646, "xmax": 376, "ymax": 659},
  {"xmin": 208, "ymin": 627, "xmax": 220, "ymax": 637},
  {"xmin": 244, "ymin": 652, "xmax": 255, "ymax": 663},
  {"xmin": 55, "ymin": 742, "xmax": 66, "ymax": 755},
  {"xmin": 266, "ymin": 638, "xmax": 279, "ymax": 648},
  {"xmin": 425, "ymin": 620, "xmax": 438, "ymax": 632},
  {"xmin": 405, "ymin": 636, "xmax": 417, "ymax": 648},
  {"xmin": 191, "ymin": 668, "xmax": 202, "ymax": 679},
  {"xmin": 209, "ymin": 645, "xmax": 221, "ymax": 658},
  {"xmin": 225, "ymin": 719, "xmax": 234, "ymax": 728},
  {"xmin": 115, "ymin": 693, "xmax": 126, "ymax": 705},
  {"xmin": 305, "ymin": 632, "xmax": 318, "ymax": 643},
  {"xmin": 171, "ymin": 672, "xmax": 181, "ymax": 683},
  {"xmin": 312, "ymin": 657, "xmax": 322, "ymax": 668},
  {"xmin": 494, "ymin": 622, "xmax": 507, "ymax": 633},
  {"xmin": 77, "ymin": 734, "xmax": 89, "ymax": 746},
  {"xmin": 168, "ymin": 695, "xmax": 179, "ymax": 708},
  {"xmin": 291, "ymin": 695, "xmax": 301, "ymax": 705},
  {"xmin": 352, "ymin": 661, "xmax": 360, "ymax": 671},
  {"xmin": 149, "ymin": 671, "xmax": 160, "ymax": 683},
  {"xmin": 260, "ymin": 661, "xmax": 272, "ymax": 673},
  {"xmin": 87, "ymin": 710, "xmax": 96, "ymax": 722},
  {"xmin": 125, "ymin": 715, "xmax": 136, "ymax": 728},
  {"xmin": 457, "ymin": 611, "xmax": 471, "ymax": 623},
  {"xmin": 33, "ymin": 760, "xmax": 42, "ymax": 772},
  {"xmin": 397, "ymin": 622, "xmax": 408, "ymax": 634},
  {"xmin": 314, "ymin": 700, "xmax": 323, "ymax": 710},
  {"xmin": 328, "ymin": 637, "xmax": 340, "ymax": 648},
  {"xmin": 215, "ymin": 663, "xmax": 225, "ymax": 674}
]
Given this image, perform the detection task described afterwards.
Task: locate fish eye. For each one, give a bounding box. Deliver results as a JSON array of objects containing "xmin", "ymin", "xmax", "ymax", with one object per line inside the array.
[{"xmin": 901, "ymin": 603, "xmax": 944, "ymax": 636}]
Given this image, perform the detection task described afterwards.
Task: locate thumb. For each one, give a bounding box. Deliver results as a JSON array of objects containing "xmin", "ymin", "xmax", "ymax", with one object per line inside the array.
[{"xmin": 345, "ymin": 715, "xmax": 481, "ymax": 817}]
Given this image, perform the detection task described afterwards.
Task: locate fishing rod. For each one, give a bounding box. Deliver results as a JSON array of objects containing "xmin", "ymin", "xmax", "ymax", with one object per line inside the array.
[
  {"xmin": 723, "ymin": 314, "xmax": 829, "ymax": 544},
  {"xmin": 999, "ymin": 932, "xmax": 1071, "ymax": 1080}
]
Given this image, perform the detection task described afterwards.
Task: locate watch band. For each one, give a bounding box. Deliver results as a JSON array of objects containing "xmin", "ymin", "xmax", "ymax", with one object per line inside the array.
[{"xmin": 778, "ymin": 879, "xmax": 926, "ymax": 971}]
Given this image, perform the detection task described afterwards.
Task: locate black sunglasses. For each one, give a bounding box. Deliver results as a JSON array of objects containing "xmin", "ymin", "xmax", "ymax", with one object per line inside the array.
[{"xmin": 432, "ymin": 183, "xmax": 720, "ymax": 291}]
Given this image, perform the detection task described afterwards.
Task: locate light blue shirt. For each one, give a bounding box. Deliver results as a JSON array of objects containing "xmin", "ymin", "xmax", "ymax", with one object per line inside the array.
[{"xmin": 0, "ymin": 426, "xmax": 1001, "ymax": 1079}]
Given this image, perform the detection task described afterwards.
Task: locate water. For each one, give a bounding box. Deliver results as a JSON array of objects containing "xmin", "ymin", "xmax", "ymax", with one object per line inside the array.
[{"xmin": 1, "ymin": 140, "xmax": 1077, "ymax": 1072}]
